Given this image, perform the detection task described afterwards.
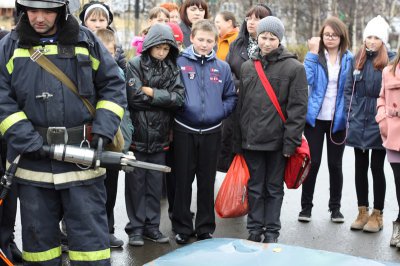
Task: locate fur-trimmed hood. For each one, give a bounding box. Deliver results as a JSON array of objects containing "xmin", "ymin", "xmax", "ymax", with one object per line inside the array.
[{"xmin": 15, "ymin": 13, "xmax": 80, "ymax": 47}]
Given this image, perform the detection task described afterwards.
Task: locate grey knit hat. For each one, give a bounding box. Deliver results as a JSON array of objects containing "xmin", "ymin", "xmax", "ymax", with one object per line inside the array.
[{"xmin": 256, "ymin": 16, "xmax": 285, "ymax": 41}]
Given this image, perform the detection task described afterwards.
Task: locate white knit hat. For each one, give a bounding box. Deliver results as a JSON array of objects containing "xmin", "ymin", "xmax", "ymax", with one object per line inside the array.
[{"xmin": 363, "ymin": 15, "xmax": 390, "ymax": 44}]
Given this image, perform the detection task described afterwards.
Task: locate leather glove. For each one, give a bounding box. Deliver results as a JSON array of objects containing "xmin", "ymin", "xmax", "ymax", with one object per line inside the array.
[
  {"xmin": 23, "ymin": 147, "xmax": 48, "ymax": 160},
  {"xmin": 90, "ymin": 134, "xmax": 111, "ymax": 149}
]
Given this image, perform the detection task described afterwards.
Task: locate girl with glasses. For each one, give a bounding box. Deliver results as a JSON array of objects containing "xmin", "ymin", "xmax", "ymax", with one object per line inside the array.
[{"xmin": 299, "ymin": 17, "xmax": 353, "ymax": 223}]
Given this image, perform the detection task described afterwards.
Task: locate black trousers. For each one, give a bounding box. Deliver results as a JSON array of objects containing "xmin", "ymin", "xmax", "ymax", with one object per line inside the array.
[
  {"xmin": 243, "ymin": 149, "xmax": 285, "ymax": 238},
  {"xmin": 354, "ymin": 148, "xmax": 386, "ymax": 210},
  {"xmin": 0, "ymin": 182, "xmax": 17, "ymax": 263},
  {"xmin": 217, "ymin": 113, "xmax": 236, "ymax": 172},
  {"xmin": 172, "ymin": 130, "xmax": 221, "ymax": 236},
  {"xmin": 165, "ymin": 142, "xmax": 175, "ymax": 217},
  {"xmin": 105, "ymin": 169, "xmax": 119, "ymax": 234},
  {"xmin": 124, "ymin": 151, "xmax": 165, "ymax": 236},
  {"xmin": 301, "ymin": 120, "xmax": 345, "ymax": 210},
  {"xmin": 390, "ymin": 163, "xmax": 400, "ymax": 221},
  {"xmin": 0, "ymin": 140, "xmax": 18, "ymax": 263}
]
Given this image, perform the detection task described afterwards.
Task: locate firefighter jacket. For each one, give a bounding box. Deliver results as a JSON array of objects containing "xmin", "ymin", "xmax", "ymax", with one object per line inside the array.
[{"xmin": 0, "ymin": 14, "xmax": 127, "ymax": 189}]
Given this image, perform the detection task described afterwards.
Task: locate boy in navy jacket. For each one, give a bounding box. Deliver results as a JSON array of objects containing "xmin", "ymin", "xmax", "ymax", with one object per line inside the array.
[{"xmin": 172, "ymin": 19, "xmax": 237, "ymax": 244}]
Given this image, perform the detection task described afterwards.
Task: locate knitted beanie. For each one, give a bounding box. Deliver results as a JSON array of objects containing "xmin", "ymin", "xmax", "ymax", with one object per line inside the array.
[
  {"xmin": 363, "ymin": 15, "xmax": 389, "ymax": 44},
  {"xmin": 256, "ymin": 16, "xmax": 285, "ymax": 41}
]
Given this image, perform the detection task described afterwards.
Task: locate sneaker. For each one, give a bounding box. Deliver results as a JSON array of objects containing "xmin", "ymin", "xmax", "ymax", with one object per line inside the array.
[
  {"xmin": 143, "ymin": 230, "xmax": 169, "ymax": 244},
  {"xmin": 263, "ymin": 236, "xmax": 278, "ymax": 243},
  {"xmin": 175, "ymin": 233, "xmax": 190, "ymax": 244},
  {"xmin": 330, "ymin": 209, "xmax": 345, "ymax": 223},
  {"xmin": 197, "ymin": 233, "xmax": 212, "ymax": 241},
  {"xmin": 128, "ymin": 235, "xmax": 144, "ymax": 246},
  {"xmin": 109, "ymin": 234, "xmax": 124, "ymax": 248},
  {"xmin": 298, "ymin": 208, "xmax": 312, "ymax": 222},
  {"xmin": 390, "ymin": 221, "xmax": 400, "ymax": 246},
  {"xmin": 247, "ymin": 233, "xmax": 262, "ymax": 242}
]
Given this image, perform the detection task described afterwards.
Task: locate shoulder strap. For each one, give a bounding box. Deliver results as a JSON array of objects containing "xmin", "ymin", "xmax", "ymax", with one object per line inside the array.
[
  {"xmin": 28, "ymin": 48, "xmax": 96, "ymax": 117},
  {"xmin": 253, "ymin": 60, "xmax": 286, "ymax": 123}
]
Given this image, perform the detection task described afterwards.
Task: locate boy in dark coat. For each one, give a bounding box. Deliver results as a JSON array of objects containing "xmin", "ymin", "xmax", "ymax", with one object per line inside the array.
[
  {"xmin": 125, "ymin": 23, "xmax": 185, "ymax": 246},
  {"xmin": 235, "ymin": 16, "xmax": 308, "ymax": 243}
]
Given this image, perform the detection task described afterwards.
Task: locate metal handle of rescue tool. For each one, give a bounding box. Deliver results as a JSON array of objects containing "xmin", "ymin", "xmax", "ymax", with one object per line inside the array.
[
  {"xmin": 0, "ymin": 155, "xmax": 20, "ymax": 205},
  {"xmin": 42, "ymin": 145, "xmax": 171, "ymax": 173}
]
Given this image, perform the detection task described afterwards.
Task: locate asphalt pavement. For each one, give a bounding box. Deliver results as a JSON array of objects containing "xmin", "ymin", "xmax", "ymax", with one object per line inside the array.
[{"xmin": 12, "ymin": 146, "xmax": 400, "ymax": 265}]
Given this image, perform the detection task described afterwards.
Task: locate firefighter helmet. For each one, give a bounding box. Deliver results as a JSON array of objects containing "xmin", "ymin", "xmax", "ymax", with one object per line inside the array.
[{"xmin": 16, "ymin": 0, "xmax": 69, "ymax": 19}]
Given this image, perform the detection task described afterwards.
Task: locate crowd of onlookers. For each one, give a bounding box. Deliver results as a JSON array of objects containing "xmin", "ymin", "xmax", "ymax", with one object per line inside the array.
[{"xmin": 2, "ymin": 0, "xmax": 400, "ymax": 264}]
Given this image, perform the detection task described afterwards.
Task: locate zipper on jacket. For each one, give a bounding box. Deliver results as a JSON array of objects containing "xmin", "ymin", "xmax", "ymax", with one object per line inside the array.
[{"xmin": 200, "ymin": 56, "xmax": 205, "ymax": 124}]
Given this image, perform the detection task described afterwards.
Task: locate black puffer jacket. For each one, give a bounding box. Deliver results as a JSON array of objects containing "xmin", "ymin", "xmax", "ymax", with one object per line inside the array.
[
  {"xmin": 235, "ymin": 46, "xmax": 308, "ymax": 155},
  {"xmin": 344, "ymin": 50, "xmax": 396, "ymax": 149},
  {"xmin": 226, "ymin": 19, "xmax": 251, "ymax": 90},
  {"xmin": 126, "ymin": 24, "xmax": 185, "ymax": 153}
]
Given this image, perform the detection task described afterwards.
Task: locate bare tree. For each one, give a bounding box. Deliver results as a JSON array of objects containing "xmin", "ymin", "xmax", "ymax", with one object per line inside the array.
[
  {"xmin": 289, "ymin": 0, "xmax": 298, "ymax": 44},
  {"xmin": 351, "ymin": 0, "xmax": 358, "ymax": 51}
]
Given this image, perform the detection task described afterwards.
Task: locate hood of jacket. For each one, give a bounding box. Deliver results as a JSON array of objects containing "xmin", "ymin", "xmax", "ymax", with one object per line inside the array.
[
  {"xmin": 15, "ymin": 12, "xmax": 80, "ymax": 47},
  {"xmin": 141, "ymin": 23, "xmax": 179, "ymax": 63}
]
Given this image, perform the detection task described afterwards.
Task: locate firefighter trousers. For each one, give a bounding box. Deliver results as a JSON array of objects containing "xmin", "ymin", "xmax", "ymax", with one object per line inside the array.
[{"xmin": 19, "ymin": 178, "xmax": 110, "ymax": 266}]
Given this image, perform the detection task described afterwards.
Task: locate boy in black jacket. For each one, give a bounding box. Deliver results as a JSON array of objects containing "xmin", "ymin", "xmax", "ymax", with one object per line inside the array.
[{"xmin": 125, "ymin": 23, "xmax": 185, "ymax": 246}]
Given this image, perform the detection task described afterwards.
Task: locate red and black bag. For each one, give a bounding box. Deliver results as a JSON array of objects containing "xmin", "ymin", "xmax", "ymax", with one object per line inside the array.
[{"xmin": 254, "ymin": 60, "xmax": 311, "ymax": 189}]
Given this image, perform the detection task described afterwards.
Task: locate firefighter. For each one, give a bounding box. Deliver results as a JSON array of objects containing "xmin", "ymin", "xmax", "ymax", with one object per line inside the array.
[
  {"xmin": 0, "ymin": 0, "xmax": 126, "ymax": 265},
  {"xmin": 0, "ymin": 29, "xmax": 23, "ymax": 265}
]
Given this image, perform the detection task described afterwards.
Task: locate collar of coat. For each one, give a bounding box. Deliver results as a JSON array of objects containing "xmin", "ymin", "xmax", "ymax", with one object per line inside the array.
[
  {"xmin": 15, "ymin": 13, "xmax": 79, "ymax": 47},
  {"xmin": 251, "ymin": 45, "xmax": 296, "ymax": 63}
]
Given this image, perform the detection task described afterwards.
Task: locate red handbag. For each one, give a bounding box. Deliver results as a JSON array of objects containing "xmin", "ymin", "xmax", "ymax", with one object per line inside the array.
[
  {"xmin": 254, "ymin": 60, "xmax": 311, "ymax": 189},
  {"xmin": 215, "ymin": 154, "xmax": 250, "ymax": 218}
]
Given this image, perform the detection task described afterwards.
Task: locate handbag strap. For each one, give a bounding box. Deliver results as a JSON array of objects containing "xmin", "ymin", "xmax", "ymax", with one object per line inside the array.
[
  {"xmin": 28, "ymin": 48, "xmax": 96, "ymax": 117},
  {"xmin": 254, "ymin": 60, "xmax": 286, "ymax": 123}
]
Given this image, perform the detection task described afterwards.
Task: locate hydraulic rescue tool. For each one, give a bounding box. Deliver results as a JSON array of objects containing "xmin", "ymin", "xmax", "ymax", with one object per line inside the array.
[
  {"xmin": 0, "ymin": 139, "xmax": 170, "ymax": 204},
  {"xmin": 0, "ymin": 155, "xmax": 20, "ymax": 206},
  {"xmin": 41, "ymin": 141, "xmax": 171, "ymax": 173}
]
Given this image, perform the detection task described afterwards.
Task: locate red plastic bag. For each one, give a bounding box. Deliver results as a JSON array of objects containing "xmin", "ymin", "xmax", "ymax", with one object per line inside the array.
[
  {"xmin": 215, "ymin": 154, "xmax": 250, "ymax": 218},
  {"xmin": 285, "ymin": 135, "xmax": 311, "ymax": 189}
]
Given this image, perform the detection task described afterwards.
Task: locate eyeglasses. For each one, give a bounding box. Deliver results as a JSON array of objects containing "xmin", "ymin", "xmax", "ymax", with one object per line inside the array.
[
  {"xmin": 245, "ymin": 16, "xmax": 260, "ymax": 22},
  {"xmin": 323, "ymin": 33, "xmax": 339, "ymax": 40}
]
